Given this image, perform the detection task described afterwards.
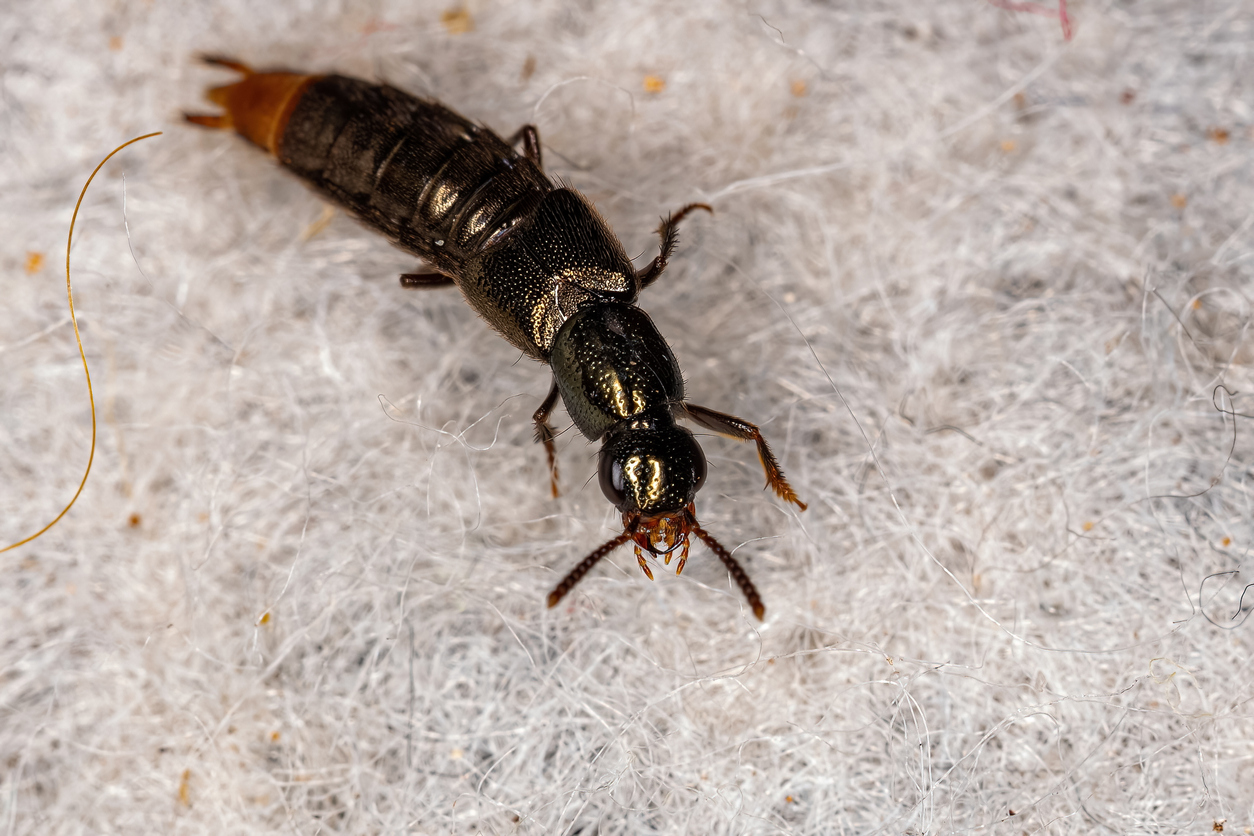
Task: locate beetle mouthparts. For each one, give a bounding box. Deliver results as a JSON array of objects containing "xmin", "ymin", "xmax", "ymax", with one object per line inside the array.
[{"xmin": 631, "ymin": 508, "xmax": 691, "ymax": 557}]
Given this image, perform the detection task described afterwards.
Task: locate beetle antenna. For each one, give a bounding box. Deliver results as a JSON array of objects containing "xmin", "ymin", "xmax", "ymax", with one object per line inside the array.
[
  {"xmin": 547, "ymin": 530, "xmax": 633, "ymax": 609},
  {"xmin": 691, "ymin": 524, "xmax": 766, "ymax": 620}
]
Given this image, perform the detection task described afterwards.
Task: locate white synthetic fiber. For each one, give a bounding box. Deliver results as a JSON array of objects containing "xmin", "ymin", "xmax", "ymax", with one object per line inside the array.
[{"xmin": 2, "ymin": 0, "xmax": 1253, "ymax": 832}]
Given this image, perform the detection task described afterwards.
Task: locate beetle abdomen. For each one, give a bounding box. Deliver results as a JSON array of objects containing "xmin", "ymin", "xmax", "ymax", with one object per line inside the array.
[
  {"xmin": 281, "ymin": 76, "xmax": 552, "ymax": 269},
  {"xmin": 192, "ymin": 66, "xmax": 552, "ymax": 273},
  {"xmin": 188, "ymin": 61, "xmax": 637, "ymax": 359}
]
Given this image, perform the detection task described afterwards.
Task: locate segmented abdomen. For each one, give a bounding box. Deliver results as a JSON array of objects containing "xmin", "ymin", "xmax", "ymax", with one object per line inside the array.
[{"xmin": 279, "ymin": 76, "xmax": 551, "ymax": 273}]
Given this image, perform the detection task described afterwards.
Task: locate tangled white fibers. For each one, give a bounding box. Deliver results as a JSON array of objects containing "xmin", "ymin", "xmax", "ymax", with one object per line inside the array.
[{"xmin": 1, "ymin": 1, "xmax": 1252, "ymax": 833}]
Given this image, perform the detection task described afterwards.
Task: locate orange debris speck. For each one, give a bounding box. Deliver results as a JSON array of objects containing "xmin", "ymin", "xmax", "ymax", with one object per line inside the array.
[
  {"xmin": 790, "ymin": 80, "xmax": 807, "ymax": 97},
  {"xmin": 441, "ymin": 7, "xmax": 473, "ymax": 34},
  {"xmin": 128, "ymin": 513, "xmax": 141, "ymax": 528},
  {"xmin": 1208, "ymin": 127, "xmax": 1230, "ymax": 145},
  {"xmin": 1082, "ymin": 521, "xmax": 1094, "ymax": 532},
  {"xmin": 24, "ymin": 252, "xmax": 43, "ymax": 274},
  {"xmin": 108, "ymin": 36, "xmax": 123, "ymax": 51},
  {"xmin": 785, "ymin": 795, "xmax": 795, "ymax": 803},
  {"xmin": 1192, "ymin": 298, "xmax": 1203, "ymax": 310},
  {"xmin": 1000, "ymin": 139, "xmax": 1017, "ymax": 153},
  {"xmin": 270, "ymin": 730, "xmax": 281, "ymax": 742},
  {"xmin": 1222, "ymin": 537, "xmax": 1232, "ymax": 547},
  {"xmin": 643, "ymin": 75, "xmax": 666, "ymax": 94},
  {"xmin": 258, "ymin": 611, "xmax": 271, "ymax": 625},
  {"xmin": 177, "ymin": 769, "xmax": 191, "ymax": 806},
  {"xmin": 1171, "ymin": 193, "xmax": 1188, "ymax": 209}
]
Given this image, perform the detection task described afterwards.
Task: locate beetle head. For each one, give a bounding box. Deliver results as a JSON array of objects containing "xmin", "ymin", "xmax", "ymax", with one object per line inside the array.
[
  {"xmin": 597, "ymin": 419, "xmax": 706, "ymax": 546},
  {"xmin": 546, "ymin": 415, "xmax": 766, "ymax": 620}
]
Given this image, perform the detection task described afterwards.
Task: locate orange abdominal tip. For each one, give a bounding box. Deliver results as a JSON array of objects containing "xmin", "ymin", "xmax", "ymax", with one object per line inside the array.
[{"xmin": 185, "ymin": 57, "xmax": 318, "ymax": 155}]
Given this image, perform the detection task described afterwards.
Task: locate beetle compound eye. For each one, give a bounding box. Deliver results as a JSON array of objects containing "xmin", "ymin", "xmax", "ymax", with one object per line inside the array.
[
  {"xmin": 691, "ymin": 437, "xmax": 707, "ymax": 492},
  {"xmin": 599, "ymin": 449, "xmax": 629, "ymax": 509}
]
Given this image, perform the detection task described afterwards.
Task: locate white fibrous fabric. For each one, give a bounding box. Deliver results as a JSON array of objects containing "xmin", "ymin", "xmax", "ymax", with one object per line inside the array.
[{"xmin": 1, "ymin": 1, "xmax": 1252, "ymax": 833}]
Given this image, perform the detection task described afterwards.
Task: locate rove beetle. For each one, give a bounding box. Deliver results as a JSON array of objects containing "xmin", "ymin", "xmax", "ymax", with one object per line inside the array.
[{"xmin": 186, "ymin": 57, "xmax": 805, "ymax": 619}]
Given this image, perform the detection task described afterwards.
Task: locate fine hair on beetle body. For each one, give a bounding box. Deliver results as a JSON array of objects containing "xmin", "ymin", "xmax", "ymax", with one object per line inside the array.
[{"xmin": 186, "ymin": 55, "xmax": 806, "ymax": 620}]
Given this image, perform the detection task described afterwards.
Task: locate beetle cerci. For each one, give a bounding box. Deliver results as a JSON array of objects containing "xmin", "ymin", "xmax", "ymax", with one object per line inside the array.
[{"xmin": 186, "ymin": 56, "xmax": 805, "ymax": 619}]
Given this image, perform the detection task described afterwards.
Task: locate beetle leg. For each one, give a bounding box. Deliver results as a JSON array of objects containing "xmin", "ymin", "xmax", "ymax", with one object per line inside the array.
[
  {"xmin": 635, "ymin": 202, "xmax": 713, "ymax": 291},
  {"xmin": 679, "ymin": 403, "xmax": 807, "ymax": 511},
  {"xmin": 399, "ymin": 272, "xmax": 456, "ymax": 288},
  {"xmin": 507, "ymin": 125, "xmax": 543, "ymax": 169},
  {"xmin": 532, "ymin": 378, "xmax": 561, "ymax": 498}
]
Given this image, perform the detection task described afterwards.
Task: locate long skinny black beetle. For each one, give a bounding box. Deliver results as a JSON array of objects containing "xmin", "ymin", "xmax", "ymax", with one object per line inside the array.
[{"xmin": 186, "ymin": 57, "xmax": 805, "ymax": 619}]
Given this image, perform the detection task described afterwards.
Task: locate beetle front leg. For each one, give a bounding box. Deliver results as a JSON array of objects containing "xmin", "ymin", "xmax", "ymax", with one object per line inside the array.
[
  {"xmin": 679, "ymin": 403, "xmax": 807, "ymax": 511},
  {"xmin": 635, "ymin": 203, "xmax": 712, "ymax": 291},
  {"xmin": 533, "ymin": 378, "xmax": 561, "ymax": 498}
]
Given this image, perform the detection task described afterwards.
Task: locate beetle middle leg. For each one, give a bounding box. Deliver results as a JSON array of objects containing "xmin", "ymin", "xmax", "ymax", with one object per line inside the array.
[
  {"xmin": 679, "ymin": 403, "xmax": 807, "ymax": 510},
  {"xmin": 636, "ymin": 202, "xmax": 713, "ymax": 290},
  {"xmin": 533, "ymin": 378, "xmax": 561, "ymax": 498}
]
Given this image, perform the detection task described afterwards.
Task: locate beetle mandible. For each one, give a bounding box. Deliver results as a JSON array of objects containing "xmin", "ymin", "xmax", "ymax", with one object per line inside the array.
[{"xmin": 186, "ymin": 57, "xmax": 805, "ymax": 619}]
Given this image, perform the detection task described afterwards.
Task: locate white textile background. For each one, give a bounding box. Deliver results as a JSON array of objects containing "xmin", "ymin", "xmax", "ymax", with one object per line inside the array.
[{"xmin": 2, "ymin": 1, "xmax": 1253, "ymax": 833}]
